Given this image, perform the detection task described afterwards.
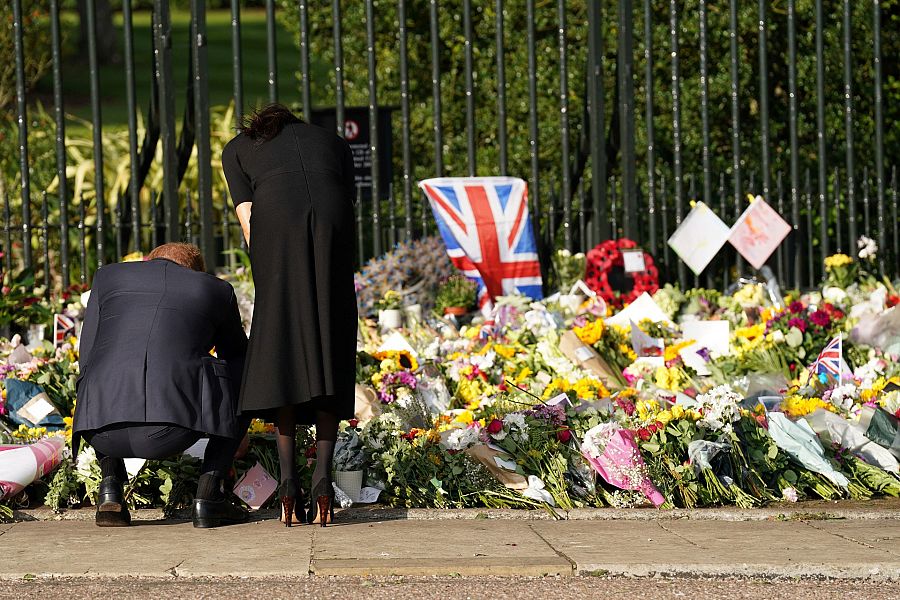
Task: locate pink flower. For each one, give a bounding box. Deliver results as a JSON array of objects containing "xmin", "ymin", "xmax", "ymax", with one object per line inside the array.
[
  {"xmin": 789, "ymin": 301, "xmax": 804, "ymax": 314},
  {"xmin": 787, "ymin": 318, "xmax": 807, "ymax": 333}
]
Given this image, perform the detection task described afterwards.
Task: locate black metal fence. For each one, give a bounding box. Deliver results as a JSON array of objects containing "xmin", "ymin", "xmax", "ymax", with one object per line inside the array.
[{"xmin": 2, "ymin": 0, "xmax": 898, "ymax": 294}]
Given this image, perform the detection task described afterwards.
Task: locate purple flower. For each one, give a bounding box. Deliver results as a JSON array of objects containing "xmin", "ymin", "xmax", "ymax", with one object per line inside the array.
[
  {"xmin": 377, "ymin": 370, "xmax": 418, "ymax": 404},
  {"xmin": 525, "ymin": 404, "xmax": 567, "ymax": 427}
]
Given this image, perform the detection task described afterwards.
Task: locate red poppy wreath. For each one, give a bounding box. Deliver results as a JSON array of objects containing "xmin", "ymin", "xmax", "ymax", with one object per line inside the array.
[{"xmin": 584, "ymin": 238, "xmax": 659, "ymax": 306}]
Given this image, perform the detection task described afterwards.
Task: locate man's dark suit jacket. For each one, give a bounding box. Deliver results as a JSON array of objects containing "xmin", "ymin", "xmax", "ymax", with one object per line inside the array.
[{"xmin": 73, "ymin": 259, "xmax": 248, "ymax": 442}]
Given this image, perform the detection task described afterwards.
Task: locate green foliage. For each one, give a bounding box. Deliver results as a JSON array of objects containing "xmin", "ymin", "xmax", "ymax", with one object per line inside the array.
[
  {"xmin": 0, "ymin": 2, "xmax": 52, "ymax": 109},
  {"xmin": 435, "ymin": 274, "xmax": 477, "ymax": 312},
  {"xmin": 0, "ymin": 270, "xmax": 52, "ymax": 329},
  {"xmin": 279, "ymin": 1, "xmax": 899, "ymax": 243}
]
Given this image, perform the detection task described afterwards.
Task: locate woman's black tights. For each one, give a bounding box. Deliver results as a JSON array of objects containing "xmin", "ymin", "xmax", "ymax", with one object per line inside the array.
[{"xmin": 273, "ymin": 404, "xmax": 340, "ymax": 495}]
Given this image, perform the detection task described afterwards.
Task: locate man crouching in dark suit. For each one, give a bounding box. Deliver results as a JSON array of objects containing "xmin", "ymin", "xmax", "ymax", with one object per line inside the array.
[{"xmin": 73, "ymin": 243, "xmax": 250, "ymax": 528}]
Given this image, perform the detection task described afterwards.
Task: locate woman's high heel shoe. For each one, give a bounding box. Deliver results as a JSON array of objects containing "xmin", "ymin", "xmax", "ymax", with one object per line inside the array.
[
  {"xmin": 307, "ymin": 479, "xmax": 334, "ymax": 527},
  {"xmin": 278, "ymin": 479, "xmax": 304, "ymax": 527}
]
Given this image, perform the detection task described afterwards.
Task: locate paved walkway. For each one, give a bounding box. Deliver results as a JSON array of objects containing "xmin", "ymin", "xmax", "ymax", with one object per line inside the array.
[{"xmin": 2, "ymin": 501, "xmax": 899, "ymax": 580}]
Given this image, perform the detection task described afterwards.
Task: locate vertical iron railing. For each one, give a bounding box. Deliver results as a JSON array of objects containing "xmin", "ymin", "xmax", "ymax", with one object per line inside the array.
[{"xmin": 1, "ymin": 1, "xmax": 897, "ymax": 295}]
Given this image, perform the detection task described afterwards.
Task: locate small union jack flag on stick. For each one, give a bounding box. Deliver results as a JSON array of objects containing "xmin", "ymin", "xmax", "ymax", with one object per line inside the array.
[
  {"xmin": 54, "ymin": 314, "xmax": 76, "ymax": 348},
  {"xmin": 809, "ymin": 334, "xmax": 843, "ymax": 383},
  {"xmin": 419, "ymin": 177, "xmax": 543, "ymax": 311}
]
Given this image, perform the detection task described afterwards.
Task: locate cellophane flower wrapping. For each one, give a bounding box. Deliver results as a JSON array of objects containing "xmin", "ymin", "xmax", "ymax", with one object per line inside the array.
[{"xmin": 580, "ymin": 422, "xmax": 666, "ymax": 507}]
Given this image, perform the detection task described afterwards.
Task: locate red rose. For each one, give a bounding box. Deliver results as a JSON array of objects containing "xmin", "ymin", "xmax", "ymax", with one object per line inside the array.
[
  {"xmin": 647, "ymin": 423, "xmax": 658, "ymax": 434},
  {"xmin": 487, "ymin": 419, "xmax": 504, "ymax": 435},
  {"xmin": 637, "ymin": 428, "xmax": 651, "ymax": 441},
  {"xmin": 305, "ymin": 445, "xmax": 317, "ymax": 458},
  {"xmin": 348, "ymin": 418, "xmax": 359, "ymax": 429},
  {"xmin": 556, "ymin": 429, "xmax": 572, "ymax": 443}
]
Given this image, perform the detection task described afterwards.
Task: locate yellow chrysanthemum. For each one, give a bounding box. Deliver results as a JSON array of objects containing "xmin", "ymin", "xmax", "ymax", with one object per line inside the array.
[
  {"xmin": 572, "ymin": 378, "xmax": 610, "ymax": 400},
  {"xmin": 573, "ymin": 320, "xmax": 605, "ymax": 346},
  {"xmin": 781, "ymin": 394, "xmax": 835, "ymax": 419},
  {"xmin": 824, "ymin": 253, "xmax": 853, "ymax": 268}
]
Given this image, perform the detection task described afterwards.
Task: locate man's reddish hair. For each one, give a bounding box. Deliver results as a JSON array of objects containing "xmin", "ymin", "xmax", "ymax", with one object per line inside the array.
[{"xmin": 146, "ymin": 243, "xmax": 206, "ymax": 272}]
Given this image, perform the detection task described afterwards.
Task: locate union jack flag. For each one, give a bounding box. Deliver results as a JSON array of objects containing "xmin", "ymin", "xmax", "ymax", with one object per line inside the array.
[
  {"xmin": 419, "ymin": 177, "xmax": 542, "ymax": 308},
  {"xmin": 54, "ymin": 314, "xmax": 76, "ymax": 348},
  {"xmin": 810, "ymin": 335, "xmax": 843, "ymax": 382}
]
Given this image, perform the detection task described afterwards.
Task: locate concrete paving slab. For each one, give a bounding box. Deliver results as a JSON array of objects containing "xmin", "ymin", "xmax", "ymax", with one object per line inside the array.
[
  {"xmin": 530, "ymin": 520, "xmax": 697, "ymax": 575},
  {"xmin": 174, "ymin": 518, "xmax": 312, "ymax": 577},
  {"xmin": 0, "ymin": 520, "xmax": 185, "ymax": 578},
  {"xmin": 804, "ymin": 521, "xmax": 900, "ymax": 558},
  {"xmin": 659, "ymin": 520, "xmax": 900, "ymax": 579},
  {"xmin": 310, "ymin": 520, "xmax": 572, "ymax": 576},
  {"xmin": 533, "ymin": 520, "xmax": 900, "ymax": 580},
  {"xmin": 0, "ymin": 523, "xmax": 14, "ymax": 536}
]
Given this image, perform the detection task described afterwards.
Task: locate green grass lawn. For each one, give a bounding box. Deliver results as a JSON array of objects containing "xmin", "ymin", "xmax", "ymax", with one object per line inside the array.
[{"xmin": 35, "ymin": 9, "xmax": 305, "ymax": 133}]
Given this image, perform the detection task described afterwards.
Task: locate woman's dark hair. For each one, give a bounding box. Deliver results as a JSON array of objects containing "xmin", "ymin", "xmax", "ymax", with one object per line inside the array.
[{"xmin": 240, "ymin": 103, "xmax": 302, "ymax": 143}]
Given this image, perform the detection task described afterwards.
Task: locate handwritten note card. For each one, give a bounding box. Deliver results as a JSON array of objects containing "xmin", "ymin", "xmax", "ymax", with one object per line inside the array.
[{"xmin": 728, "ymin": 198, "xmax": 792, "ymax": 270}]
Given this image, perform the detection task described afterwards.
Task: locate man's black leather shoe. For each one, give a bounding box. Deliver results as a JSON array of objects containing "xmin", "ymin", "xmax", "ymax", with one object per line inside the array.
[
  {"xmin": 192, "ymin": 497, "xmax": 249, "ymax": 528},
  {"xmin": 95, "ymin": 475, "xmax": 131, "ymax": 527}
]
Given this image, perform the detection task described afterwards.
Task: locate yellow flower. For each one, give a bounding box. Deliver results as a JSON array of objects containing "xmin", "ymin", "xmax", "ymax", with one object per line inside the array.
[
  {"xmin": 735, "ymin": 323, "xmax": 766, "ymax": 340},
  {"xmin": 122, "ymin": 251, "xmax": 144, "ymax": 262},
  {"xmin": 671, "ymin": 405, "xmax": 685, "ymax": 420},
  {"xmin": 664, "ymin": 339, "xmax": 695, "ymax": 362},
  {"xmin": 656, "ymin": 409, "xmax": 673, "ymax": 425},
  {"xmin": 372, "ymin": 350, "xmax": 418, "ymax": 371},
  {"xmin": 636, "ymin": 399, "xmax": 660, "ymax": 421},
  {"xmin": 573, "ymin": 320, "xmax": 605, "ymax": 346},
  {"xmin": 248, "ymin": 419, "xmax": 274, "ymax": 435},
  {"xmin": 572, "ymin": 378, "xmax": 610, "ymax": 400},
  {"xmin": 824, "ymin": 253, "xmax": 853, "ymax": 268},
  {"xmin": 542, "ymin": 378, "xmax": 571, "ymax": 400},
  {"xmin": 455, "ymin": 410, "xmax": 475, "ymax": 425},
  {"xmin": 513, "ymin": 367, "xmax": 533, "ymax": 385},
  {"xmin": 493, "ymin": 344, "xmax": 517, "ymax": 359},
  {"xmin": 781, "ymin": 394, "xmax": 835, "ymax": 419},
  {"xmin": 618, "ymin": 343, "xmax": 638, "ymax": 360}
]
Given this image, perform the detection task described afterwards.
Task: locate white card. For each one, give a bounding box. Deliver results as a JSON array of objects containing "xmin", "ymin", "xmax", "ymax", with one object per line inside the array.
[
  {"xmin": 357, "ymin": 486, "xmax": 383, "ymax": 504},
  {"xmin": 17, "ymin": 393, "xmax": 56, "ymax": 424},
  {"xmin": 546, "ymin": 393, "xmax": 572, "ymax": 407},
  {"xmin": 681, "ymin": 320, "xmax": 730, "ymax": 355},
  {"xmin": 124, "ymin": 458, "xmax": 147, "ymax": 480},
  {"xmin": 605, "ymin": 292, "xmax": 671, "ymax": 327},
  {"xmin": 667, "ymin": 202, "xmax": 731, "ymax": 276},
  {"xmin": 493, "ymin": 456, "xmax": 518, "ymax": 471},
  {"xmin": 183, "ymin": 438, "xmax": 209, "ymax": 460},
  {"xmin": 622, "ymin": 250, "xmax": 646, "ymax": 273}
]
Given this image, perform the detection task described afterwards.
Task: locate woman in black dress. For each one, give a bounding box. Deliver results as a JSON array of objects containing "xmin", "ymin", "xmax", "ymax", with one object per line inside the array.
[{"xmin": 222, "ymin": 104, "xmax": 357, "ymax": 526}]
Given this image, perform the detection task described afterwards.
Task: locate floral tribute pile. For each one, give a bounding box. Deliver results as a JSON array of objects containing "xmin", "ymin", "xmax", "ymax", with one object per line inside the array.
[{"xmin": 1, "ymin": 236, "xmax": 900, "ymax": 518}]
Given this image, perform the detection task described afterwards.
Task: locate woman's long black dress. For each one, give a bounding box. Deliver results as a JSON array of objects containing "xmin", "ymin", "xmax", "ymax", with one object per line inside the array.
[{"xmin": 221, "ymin": 122, "xmax": 358, "ymax": 422}]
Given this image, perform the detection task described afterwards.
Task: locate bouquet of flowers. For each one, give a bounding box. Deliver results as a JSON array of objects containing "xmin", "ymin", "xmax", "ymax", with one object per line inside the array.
[{"xmin": 580, "ymin": 421, "xmax": 666, "ymax": 507}]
